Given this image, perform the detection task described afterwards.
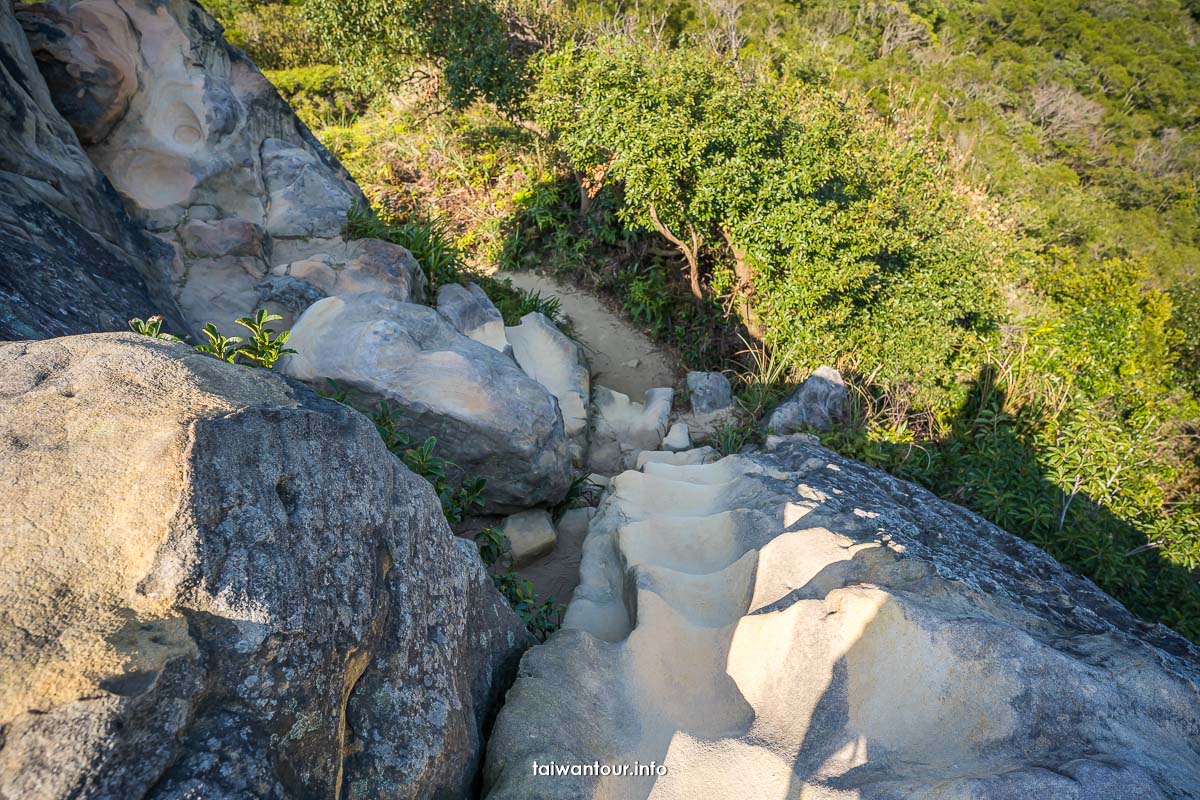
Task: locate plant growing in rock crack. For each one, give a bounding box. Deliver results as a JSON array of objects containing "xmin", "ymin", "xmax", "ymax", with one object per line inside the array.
[
  {"xmin": 194, "ymin": 323, "xmax": 244, "ymax": 363},
  {"xmin": 491, "ymin": 571, "xmax": 561, "ymax": 642},
  {"xmin": 371, "ymin": 402, "xmax": 485, "ymax": 523},
  {"xmin": 235, "ymin": 310, "xmax": 297, "ymax": 368},
  {"xmin": 128, "ymin": 316, "xmax": 182, "ymax": 341},
  {"xmin": 473, "ymin": 526, "xmax": 509, "ymax": 568}
]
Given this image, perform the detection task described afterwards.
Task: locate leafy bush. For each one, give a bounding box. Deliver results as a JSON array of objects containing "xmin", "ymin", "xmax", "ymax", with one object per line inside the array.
[
  {"xmin": 303, "ymin": 0, "xmax": 531, "ymax": 112},
  {"xmin": 1171, "ymin": 281, "xmax": 1200, "ymax": 395},
  {"xmin": 208, "ymin": 1, "xmax": 326, "ymax": 70},
  {"xmin": 533, "ymin": 41, "xmax": 1002, "ymax": 410}
]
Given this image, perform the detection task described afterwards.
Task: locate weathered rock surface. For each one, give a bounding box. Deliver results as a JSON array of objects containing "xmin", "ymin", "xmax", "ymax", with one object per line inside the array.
[
  {"xmin": 589, "ymin": 385, "xmax": 674, "ymax": 474},
  {"xmin": 0, "ymin": 333, "xmax": 531, "ymax": 799},
  {"xmin": 484, "ymin": 435, "xmax": 1200, "ymax": 799},
  {"xmin": 0, "ymin": 2, "xmax": 181, "ymax": 340},
  {"xmin": 283, "ymin": 293, "xmax": 573, "ymax": 512},
  {"xmin": 17, "ymin": 0, "xmax": 421, "ymax": 335},
  {"xmin": 438, "ymin": 282, "xmax": 510, "ymax": 353},
  {"xmin": 507, "ymin": 312, "xmax": 591, "ymax": 467},
  {"xmin": 686, "ymin": 370, "xmax": 733, "ymax": 414},
  {"xmin": 635, "ymin": 447, "xmax": 720, "ymax": 469},
  {"xmin": 765, "ymin": 365, "xmax": 848, "ymax": 433}
]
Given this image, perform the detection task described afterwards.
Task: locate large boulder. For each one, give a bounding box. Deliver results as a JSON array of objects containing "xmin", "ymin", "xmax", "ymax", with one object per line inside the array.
[
  {"xmin": 283, "ymin": 293, "xmax": 573, "ymax": 512},
  {"xmin": 484, "ymin": 435, "xmax": 1200, "ymax": 798},
  {"xmin": 0, "ymin": 2, "xmax": 181, "ymax": 340},
  {"xmin": 0, "ymin": 333, "xmax": 531, "ymax": 799},
  {"xmin": 17, "ymin": 0, "xmax": 422, "ymax": 336}
]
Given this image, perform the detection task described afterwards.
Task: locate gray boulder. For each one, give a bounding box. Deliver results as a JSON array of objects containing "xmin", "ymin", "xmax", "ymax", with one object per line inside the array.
[
  {"xmin": 438, "ymin": 282, "xmax": 510, "ymax": 353},
  {"xmin": 17, "ymin": 0, "xmax": 420, "ymax": 337},
  {"xmin": 0, "ymin": 333, "xmax": 531, "ymax": 799},
  {"xmin": 764, "ymin": 365, "xmax": 848, "ymax": 433},
  {"xmin": 484, "ymin": 436, "xmax": 1200, "ymax": 799},
  {"xmin": 282, "ymin": 293, "xmax": 573, "ymax": 512},
  {"xmin": 0, "ymin": 2, "xmax": 182, "ymax": 340},
  {"xmin": 687, "ymin": 370, "xmax": 733, "ymax": 414}
]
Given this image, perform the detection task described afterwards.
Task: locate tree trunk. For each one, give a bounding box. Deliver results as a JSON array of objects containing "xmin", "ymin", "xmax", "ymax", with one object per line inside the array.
[
  {"xmin": 721, "ymin": 228, "xmax": 763, "ymax": 338},
  {"xmin": 648, "ymin": 204, "xmax": 704, "ymax": 301}
]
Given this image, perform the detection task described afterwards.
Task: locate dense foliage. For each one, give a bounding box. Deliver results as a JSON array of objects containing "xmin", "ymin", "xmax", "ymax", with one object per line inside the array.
[{"xmin": 211, "ymin": 0, "xmax": 1200, "ymax": 641}]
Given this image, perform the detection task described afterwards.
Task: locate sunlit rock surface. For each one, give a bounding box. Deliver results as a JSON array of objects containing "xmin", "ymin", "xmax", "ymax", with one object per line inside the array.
[
  {"xmin": 283, "ymin": 293, "xmax": 573, "ymax": 512},
  {"xmin": 0, "ymin": 334, "xmax": 530, "ymax": 799},
  {"xmin": 484, "ymin": 434, "xmax": 1200, "ymax": 799}
]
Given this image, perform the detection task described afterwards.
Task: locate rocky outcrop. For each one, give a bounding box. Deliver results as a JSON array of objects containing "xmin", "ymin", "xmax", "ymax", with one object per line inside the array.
[
  {"xmin": 484, "ymin": 434, "xmax": 1200, "ymax": 799},
  {"xmin": 765, "ymin": 365, "xmax": 848, "ymax": 433},
  {"xmin": 283, "ymin": 293, "xmax": 573, "ymax": 512},
  {"xmin": 0, "ymin": 2, "xmax": 181, "ymax": 340},
  {"xmin": 0, "ymin": 333, "xmax": 530, "ymax": 799},
  {"xmin": 17, "ymin": 0, "xmax": 423, "ymax": 336},
  {"xmin": 507, "ymin": 312, "xmax": 591, "ymax": 467}
]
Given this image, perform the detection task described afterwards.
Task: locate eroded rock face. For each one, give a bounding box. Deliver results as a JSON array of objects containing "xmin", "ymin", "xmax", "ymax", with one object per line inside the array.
[
  {"xmin": 484, "ymin": 435, "xmax": 1200, "ymax": 799},
  {"xmin": 0, "ymin": 2, "xmax": 181, "ymax": 340},
  {"xmin": 0, "ymin": 333, "xmax": 530, "ymax": 799},
  {"xmin": 283, "ymin": 293, "xmax": 573, "ymax": 512},
  {"xmin": 17, "ymin": 0, "xmax": 422, "ymax": 335}
]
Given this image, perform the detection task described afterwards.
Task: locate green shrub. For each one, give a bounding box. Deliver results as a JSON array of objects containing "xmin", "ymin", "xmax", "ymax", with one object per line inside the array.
[
  {"xmin": 211, "ymin": 1, "xmax": 326, "ymax": 70},
  {"xmin": 1171, "ymin": 281, "xmax": 1200, "ymax": 395},
  {"xmin": 533, "ymin": 41, "xmax": 1002, "ymax": 410},
  {"xmin": 304, "ymin": 0, "xmax": 530, "ymax": 112}
]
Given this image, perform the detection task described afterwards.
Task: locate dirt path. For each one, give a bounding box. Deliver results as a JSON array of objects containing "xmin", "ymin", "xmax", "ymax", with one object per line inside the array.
[{"xmin": 500, "ymin": 271, "xmax": 678, "ymax": 398}]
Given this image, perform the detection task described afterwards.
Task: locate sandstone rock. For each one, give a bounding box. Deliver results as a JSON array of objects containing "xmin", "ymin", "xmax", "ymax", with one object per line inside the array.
[
  {"xmin": 764, "ymin": 365, "xmax": 848, "ymax": 433},
  {"xmin": 518, "ymin": 507, "xmax": 597, "ymax": 609},
  {"xmin": 438, "ymin": 282, "xmax": 509, "ymax": 353},
  {"xmin": 484, "ymin": 436, "xmax": 1200, "ymax": 798},
  {"xmin": 635, "ymin": 447, "xmax": 721, "ymax": 469},
  {"xmin": 507, "ymin": 312, "xmax": 591, "ymax": 467},
  {"xmin": 0, "ymin": 2, "xmax": 182, "ymax": 340},
  {"xmin": 282, "ymin": 293, "xmax": 573, "ymax": 512},
  {"xmin": 0, "ymin": 333, "xmax": 531, "ymax": 799},
  {"xmin": 686, "ymin": 370, "xmax": 733, "ymax": 414},
  {"xmin": 662, "ymin": 421, "xmax": 692, "ymax": 451},
  {"xmin": 503, "ymin": 510, "xmax": 559, "ymax": 569},
  {"xmin": 588, "ymin": 385, "xmax": 674, "ymax": 474},
  {"xmin": 18, "ymin": 0, "xmax": 420, "ymax": 336}
]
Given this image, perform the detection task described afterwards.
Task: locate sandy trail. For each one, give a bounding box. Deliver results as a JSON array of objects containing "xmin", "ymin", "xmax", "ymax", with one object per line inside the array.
[{"xmin": 499, "ymin": 271, "xmax": 677, "ymax": 398}]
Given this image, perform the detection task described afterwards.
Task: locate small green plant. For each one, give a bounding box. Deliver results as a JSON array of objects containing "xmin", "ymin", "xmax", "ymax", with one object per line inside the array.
[
  {"xmin": 235, "ymin": 310, "xmax": 297, "ymax": 368},
  {"xmin": 128, "ymin": 316, "xmax": 182, "ymax": 341},
  {"xmin": 371, "ymin": 402, "xmax": 486, "ymax": 523},
  {"xmin": 491, "ymin": 571, "xmax": 562, "ymax": 642},
  {"xmin": 194, "ymin": 323, "xmax": 243, "ymax": 363}
]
